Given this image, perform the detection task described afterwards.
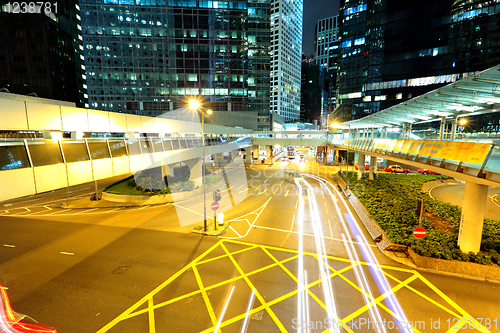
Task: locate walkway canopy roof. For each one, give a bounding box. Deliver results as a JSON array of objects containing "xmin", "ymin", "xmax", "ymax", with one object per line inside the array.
[{"xmin": 342, "ymin": 64, "xmax": 500, "ymax": 129}]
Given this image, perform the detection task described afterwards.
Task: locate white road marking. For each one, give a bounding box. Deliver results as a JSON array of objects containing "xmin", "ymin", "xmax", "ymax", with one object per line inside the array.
[
  {"xmin": 73, "ymin": 208, "xmax": 99, "ymax": 215},
  {"xmin": 3, "ymin": 244, "xmax": 15, "ymax": 248},
  {"xmin": 60, "ymin": 252, "xmax": 74, "ymax": 256},
  {"xmin": 45, "ymin": 209, "xmax": 71, "ymax": 216},
  {"xmin": 229, "ymin": 226, "xmax": 242, "ymax": 237}
]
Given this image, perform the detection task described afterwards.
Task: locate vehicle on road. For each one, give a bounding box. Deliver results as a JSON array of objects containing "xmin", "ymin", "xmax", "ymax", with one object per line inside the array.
[
  {"xmin": 355, "ymin": 164, "xmax": 370, "ymax": 170},
  {"xmin": 287, "ymin": 147, "xmax": 295, "ymax": 159},
  {"xmin": 385, "ymin": 165, "xmax": 410, "ymax": 173},
  {"xmin": 417, "ymin": 168, "xmax": 440, "ymax": 175},
  {"xmin": 0, "ymin": 284, "xmax": 57, "ymax": 333}
]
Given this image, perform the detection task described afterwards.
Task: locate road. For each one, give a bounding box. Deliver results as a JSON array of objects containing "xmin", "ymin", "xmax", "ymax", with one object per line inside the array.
[
  {"xmin": 0, "ymin": 150, "xmax": 499, "ymax": 332},
  {"xmin": 429, "ymin": 183, "xmax": 500, "ymax": 221}
]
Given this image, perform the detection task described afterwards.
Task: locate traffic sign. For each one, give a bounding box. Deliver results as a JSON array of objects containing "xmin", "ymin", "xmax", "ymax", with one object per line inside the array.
[
  {"xmin": 211, "ymin": 202, "xmax": 220, "ymax": 211},
  {"xmin": 413, "ymin": 227, "xmax": 426, "ymax": 239}
]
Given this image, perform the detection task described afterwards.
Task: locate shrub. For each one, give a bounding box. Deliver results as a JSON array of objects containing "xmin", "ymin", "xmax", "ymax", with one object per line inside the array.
[{"xmin": 342, "ymin": 172, "xmax": 500, "ymax": 266}]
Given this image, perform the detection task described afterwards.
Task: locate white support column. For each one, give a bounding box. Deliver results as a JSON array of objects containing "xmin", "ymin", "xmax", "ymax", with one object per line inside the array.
[
  {"xmin": 371, "ymin": 128, "xmax": 374, "ymax": 140},
  {"xmin": 458, "ymin": 182, "xmax": 489, "ymax": 253},
  {"xmin": 401, "ymin": 124, "xmax": 406, "ymax": 139},
  {"xmin": 369, "ymin": 156, "xmax": 377, "ymax": 180},
  {"xmin": 451, "ymin": 117, "xmax": 458, "ymax": 141},
  {"xmin": 185, "ymin": 158, "xmax": 202, "ymax": 187},
  {"xmin": 161, "ymin": 163, "xmax": 175, "ymax": 179},
  {"xmin": 439, "ymin": 117, "xmax": 445, "ymax": 140},
  {"xmin": 357, "ymin": 153, "xmax": 366, "ymax": 179},
  {"xmin": 407, "ymin": 123, "xmax": 412, "ymax": 139}
]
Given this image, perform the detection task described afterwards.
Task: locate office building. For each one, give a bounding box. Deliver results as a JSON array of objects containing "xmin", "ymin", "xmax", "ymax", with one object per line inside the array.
[
  {"xmin": 80, "ymin": 0, "xmax": 303, "ymax": 130},
  {"xmin": 300, "ymin": 61, "xmax": 329, "ymax": 126},
  {"xmin": 335, "ymin": 0, "xmax": 500, "ymax": 133},
  {"xmin": 0, "ymin": 1, "xmax": 88, "ymax": 107},
  {"xmin": 270, "ymin": 0, "xmax": 303, "ymax": 122},
  {"xmin": 315, "ymin": 15, "xmax": 340, "ymax": 118}
]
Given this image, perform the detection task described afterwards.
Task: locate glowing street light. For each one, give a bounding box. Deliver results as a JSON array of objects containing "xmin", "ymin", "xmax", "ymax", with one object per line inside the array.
[
  {"xmin": 189, "ymin": 98, "xmax": 211, "ymax": 232},
  {"xmin": 189, "ymin": 99, "xmax": 200, "ymax": 110},
  {"xmin": 459, "ymin": 118, "xmax": 467, "ymax": 126}
]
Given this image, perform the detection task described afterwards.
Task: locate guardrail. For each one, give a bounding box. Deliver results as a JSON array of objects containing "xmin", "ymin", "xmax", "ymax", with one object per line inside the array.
[
  {"xmin": 0, "ymin": 136, "xmax": 251, "ymax": 202},
  {"xmin": 333, "ymin": 174, "xmax": 407, "ymax": 252},
  {"xmin": 334, "ymin": 138, "xmax": 500, "ymax": 183}
]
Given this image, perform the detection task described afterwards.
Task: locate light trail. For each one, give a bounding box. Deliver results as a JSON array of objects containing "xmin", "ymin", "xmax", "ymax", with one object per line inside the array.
[
  {"xmin": 301, "ymin": 178, "xmax": 341, "ymax": 333},
  {"xmin": 305, "ymin": 173, "xmax": 411, "ymax": 332},
  {"xmin": 213, "ymin": 285, "xmax": 235, "ymax": 333},
  {"xmin": 239, "ymin": 289, "xmax": 256, "ymax": 333},
  {"xmin": 294, "ymin": 178, "xmax": 307, "ymax": 332}
]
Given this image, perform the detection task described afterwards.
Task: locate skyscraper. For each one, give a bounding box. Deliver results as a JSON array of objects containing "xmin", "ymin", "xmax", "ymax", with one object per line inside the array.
[
  {"xmin": 270, "ymin": 0, "xmax": 303, "ymax": 122},
  {"xmin": 0, "ymin": 1, "xmax": 88, "ymax": 107},
  {"xmin": 80, "ymin": 0, "xmax": 302, "ymax": 130},
  {"xmin": 80, "ymin": 0, "xmax": 272, "ymax": 127},
  {"xmin": 335, "ymin": 0, "xmax": 500, "ymax": 132},
  {"xmin": 315, "ymin": 15, "xmax": 340, "ymax": 112}
]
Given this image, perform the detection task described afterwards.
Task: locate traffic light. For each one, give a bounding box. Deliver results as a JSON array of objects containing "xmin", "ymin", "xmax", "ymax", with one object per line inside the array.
[{"xmin": 213, "ymin": 188, "xmax": 221, "ymax": 202}]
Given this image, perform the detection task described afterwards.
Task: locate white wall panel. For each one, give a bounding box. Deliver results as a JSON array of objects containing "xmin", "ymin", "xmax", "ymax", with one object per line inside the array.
[
  {"xmin": 61, "ymin": 106, "xmax": 89, "ymax": 132},
  {"xmin": 67, "ymin": 161, "xmax": 93, "ymax": 186},
  {"xmin": 129, "ymin": 155, "xmax": 144, "ymax": 173},
  {"xmin": 112, "ymin": 156, "xmax": 130, "ymax": 176},
  {"xmin": 126, "ymin": 115, "xmax": 142, "ymax": 132},
  {"xmin": 0, "ymin": 168, "xmax": 36, "ymax": 201},
  {"xmin": 33, "ymin": 164, "xmax": 67, "ymax": 193},
  {"xmin": 141, "ymin": 116, "xmax": 155, "ymax": 133},
  {"xmin": 92, "ymin": 159, "xmax": 113, "ymax": 180},
  {"xmin": 26, "ymin": 102, "xmax": 62, "ymax": 130},
  {"xmin": 109, "ymin": 112, "xmax": 127, "ymax": 133},
  {"xmin": 88, "ymin": 110, "xmax": 110, "ymax": 133},
  {"xmin": 1, "ymin": 100, "xmax": 28, "ymax": 130}
]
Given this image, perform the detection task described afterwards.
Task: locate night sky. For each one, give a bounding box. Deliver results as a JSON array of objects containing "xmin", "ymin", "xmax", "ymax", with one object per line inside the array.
[{"xmin": 302, "ymin": 0, "xmax": 340, "ymax": 56}]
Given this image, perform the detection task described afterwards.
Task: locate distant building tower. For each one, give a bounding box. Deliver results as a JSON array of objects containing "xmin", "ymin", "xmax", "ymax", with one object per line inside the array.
[
  {"xmin": 0, "ymin": 1, "xmax": 87, "ymax": 107},
  {"xmin": 270, "ymin": 0, "xmax": 303, "ymax": 122},
  {"xmin": 300, "ymin": 62, "xmax": 328, "ymax": 126},
  {"xmin": 315, "ymin": 15, "xmax": 340, "ymax": 124},
  {"xmin": 80, "ymin": 0, "xmax": 272, "ymax": 129},
  {"xmin": 315, "ymin": 16, "xmax": 340, "ymax": 73},
  {"xmin": 336, "ymin": 0, "xmax": 500, "ymax": 132}
]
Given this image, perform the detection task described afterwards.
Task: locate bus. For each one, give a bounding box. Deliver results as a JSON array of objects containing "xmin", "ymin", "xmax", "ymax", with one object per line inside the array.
[{"xmin": 287, "ymin": 146, "xmax": 295, "ymax": 159}]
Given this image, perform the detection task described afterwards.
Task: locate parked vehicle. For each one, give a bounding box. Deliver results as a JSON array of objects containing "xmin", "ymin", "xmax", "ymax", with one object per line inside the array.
[
  {"xmin": 418, "ymin": 169, "xmax": 440, "ymax": 175},
  {"xmin": 384, "ymin": 165, "xmax": 410, "ymax": 173},
  {"xmin": 355, "ymin": 164, "xmax": 370, "ymax": 170}
]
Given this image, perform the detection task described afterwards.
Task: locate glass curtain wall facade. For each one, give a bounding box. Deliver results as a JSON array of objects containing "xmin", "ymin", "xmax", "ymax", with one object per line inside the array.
[
  {"xmin": 315, "ymin": 16, "xmax": 339, "ymax": 73},
  {"xmin": 270, "ymin": 0, "xmax": 303, "ymax": 122},
  {"xmin": 315, "ymin": 15, "xmax": 340, "ymax": 109},
  {"xmin": 336, "ymin": 0, "xmax": 500, "ymax": 132},
  {"xmin": 80, "ymin": 0, "xmax": 271, "ymax": 129},
  {"xmin": 0, "ymin": 1, "xmax": 88, "ymax": 107}
]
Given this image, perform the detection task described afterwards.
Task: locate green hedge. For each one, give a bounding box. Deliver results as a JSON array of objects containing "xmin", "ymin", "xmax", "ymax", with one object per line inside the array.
[{"xmin": 342, "ymin": 173, "xmax": 500, "ymax": 266}]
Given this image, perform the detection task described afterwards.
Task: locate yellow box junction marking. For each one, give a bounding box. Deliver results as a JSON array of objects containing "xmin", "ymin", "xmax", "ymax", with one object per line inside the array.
[{"xmin": 97, "ymin": 239, "xmax": 492, "ymax": 333}]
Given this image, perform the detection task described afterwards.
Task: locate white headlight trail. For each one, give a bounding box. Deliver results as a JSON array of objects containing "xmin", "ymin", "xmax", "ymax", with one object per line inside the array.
[
  {"xmin": 302, "ymin": 178, "xmax": 341, "ymax": 333},
  {"xmin": 305, "ymin": 173, "xmax": 411, "ymax": 332}
]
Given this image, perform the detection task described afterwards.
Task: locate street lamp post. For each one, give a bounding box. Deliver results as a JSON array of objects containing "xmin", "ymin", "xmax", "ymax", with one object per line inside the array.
[{"xmin": 189, "ymin": 99, "xmax": 212, "ymax": 232}]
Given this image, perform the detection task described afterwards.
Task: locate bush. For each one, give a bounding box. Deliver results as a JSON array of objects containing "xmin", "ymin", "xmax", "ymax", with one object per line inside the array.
[{"xmin": 343, "ymin": 173, "xmax": 500, "ymax": 266}]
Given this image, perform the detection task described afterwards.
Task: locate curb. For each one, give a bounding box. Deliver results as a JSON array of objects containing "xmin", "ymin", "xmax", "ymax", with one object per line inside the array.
[
  {"xmin": 380, "ymin": 247, "xmax": 500, "ymax": 284},
  {"xmin": 192, "ymin": 223, "xmax": 230, "ymax": 236}
]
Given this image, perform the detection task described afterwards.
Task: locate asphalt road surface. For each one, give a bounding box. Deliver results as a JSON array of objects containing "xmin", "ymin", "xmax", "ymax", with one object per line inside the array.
[{"xmin": 0, "ymin": 151, "xmax": 499, "ymax": 333}]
